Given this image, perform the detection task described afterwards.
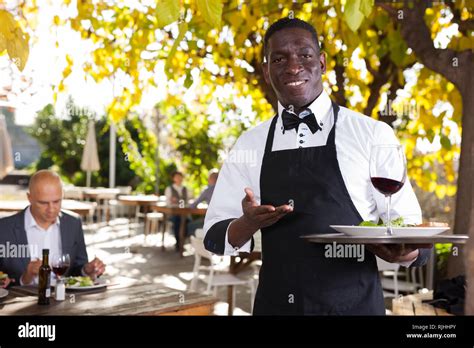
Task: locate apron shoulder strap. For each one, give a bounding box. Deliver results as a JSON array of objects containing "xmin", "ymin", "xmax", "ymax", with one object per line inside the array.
[{"xmin": 264, "ymin": 114, "xmax": 279, "ymax": 155}]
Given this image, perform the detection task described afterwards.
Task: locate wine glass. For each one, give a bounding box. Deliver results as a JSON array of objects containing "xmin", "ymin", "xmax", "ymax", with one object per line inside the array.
[
  {"xmin": 369, "ymin": 144, "xmax": 407, "ymax": 235},
  {"xmin": 51, "ymin": 253, "xmax": 71, "ymax": 281}
]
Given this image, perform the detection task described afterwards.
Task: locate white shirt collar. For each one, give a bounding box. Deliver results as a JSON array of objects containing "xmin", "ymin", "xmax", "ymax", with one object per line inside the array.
[
  {"xmin": 25, "ymin": 206, "xmax": 61, "ymax": 231},
  {"xmin": 277, "ymin": 89, "xmax": 332, "ymax": 127}
]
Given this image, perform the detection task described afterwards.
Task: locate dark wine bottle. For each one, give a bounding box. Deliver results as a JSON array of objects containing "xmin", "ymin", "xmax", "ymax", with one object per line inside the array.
[{"xmin": 38, "ymin": 249, "xmax": 51, "ymax": 305}]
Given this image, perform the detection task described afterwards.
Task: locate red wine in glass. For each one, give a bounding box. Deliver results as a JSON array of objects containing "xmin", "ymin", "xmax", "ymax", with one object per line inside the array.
[
  {"xmin": 370, "ymin": 177, "xmax": 404, "ymax": 196},
  {"xmin": 52, "ymin": 264, "xmax": 69, "ymax": 277},
  {"xmin": 369, "ymin": 144, "xmax": 407, "ymax": 235},
  {"xmin": 51, "ymin": 254, "xmax": 70, "ymax": 280}
]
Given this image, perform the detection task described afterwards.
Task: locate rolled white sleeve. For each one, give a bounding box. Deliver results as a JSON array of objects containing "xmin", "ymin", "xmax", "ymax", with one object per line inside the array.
[{"xmin": 203, "ymin": 132, "xmax": 261, "ymax": 256}]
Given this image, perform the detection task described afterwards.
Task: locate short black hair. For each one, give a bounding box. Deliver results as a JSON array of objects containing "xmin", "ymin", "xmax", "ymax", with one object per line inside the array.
[
  {"xmin": 263, "ymin": 18, "xmax": 320, "ymax": 60},
  {"xmin": 171, "ymin": 171, "xmax": 183, "ymax": 178}
]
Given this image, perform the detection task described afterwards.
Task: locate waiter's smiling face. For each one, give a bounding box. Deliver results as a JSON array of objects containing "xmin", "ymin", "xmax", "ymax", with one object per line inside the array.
[{"xmin": 263, "ymin": 27, "xmax": 326, "ymax": 112}]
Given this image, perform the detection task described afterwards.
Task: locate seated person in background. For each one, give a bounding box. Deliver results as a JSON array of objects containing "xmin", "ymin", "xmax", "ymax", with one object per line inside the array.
[
  {"xmin": 187, "ymin": 170, "xmax": 219, "ymax": 237},
  {"xmin": 164, "ymin": 171, "xmax": 191, "ymax": 251},
  {"xmin": 0, "ymin": 170, "xmax": 105, "ymax": 286}
]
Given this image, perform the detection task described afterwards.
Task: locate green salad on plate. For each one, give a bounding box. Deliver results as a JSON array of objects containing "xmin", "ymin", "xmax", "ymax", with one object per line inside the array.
[
  {"xmin": 359, "ymin": 217, "xmax": 414, "ymax": 227},
  {"xmin": 65, "ymin": 276, "xmax": 94, "ymax": 287}
]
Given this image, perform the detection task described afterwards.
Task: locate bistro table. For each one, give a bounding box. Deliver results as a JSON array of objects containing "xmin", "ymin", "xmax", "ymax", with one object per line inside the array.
[
  {"xmin": 0, "ymin": 277, "xmax": 217, "ymax": 316},
  {"xmin": 153, "ymin": 203, "xmax": 207, "ymax": 257},
  {"xmin": 0, "ymin": 199, "xmax": 94, "ymax": 218},
  {"xmin": 83, "ymin": 188, "xmax": 121, "ymax": 222},
  {"xmin": 116, "ymin": 195, "xmax": 160, "ymax": 228}
]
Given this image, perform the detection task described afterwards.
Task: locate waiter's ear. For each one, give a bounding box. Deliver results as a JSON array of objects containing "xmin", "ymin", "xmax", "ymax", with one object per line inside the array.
[
  {"xmin": 319, "ymin": 50, "xmax": 327, "ymax": 74},
  {"xmin": 262, "ymin": 61, "xmax": 271, "ymax": 85}
]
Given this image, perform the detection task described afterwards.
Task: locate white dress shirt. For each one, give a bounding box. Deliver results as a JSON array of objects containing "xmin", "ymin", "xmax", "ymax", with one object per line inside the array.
[
  {"xmin": 204, "ymin": 90, "xmax": 422, "ymax": 257},
  {"xmin": 23, "ymin": 207, "xmax": 62, "ymax": 285}
]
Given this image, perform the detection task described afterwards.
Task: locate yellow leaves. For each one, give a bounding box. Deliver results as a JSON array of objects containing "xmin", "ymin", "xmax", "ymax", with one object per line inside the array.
[
  {"xmin": 225, "ymin": 11, "xmax": 243, "ymax": 31},
  {"xmin": 446, "ymin": 185, "xmax": 456, "ymax": 196},
  {"xmin": 435, "ymin": 185, "xmax": 446, "ymax": 199},
  {"xmin": 244, "ymin": 47, "xmax": 254, "ymax": 64},
  {"xmin": 156, "ymin": 0, "xmax": 180, "ymax": 28},
  {"xmin": 108, "ymin": 89, "xmax": 134, "ymax": 123},
  {"xmin": 53, "ymin": 15, "xmax": 61, "ymax": 26},
  {"xmin": 164, "ymin": 21, "xmax": 188, "ymax": 79},
  {"xmin": 196, "ymin": 0, "xmax": 223, "ymax": 28},
  {"xmin": 344, "ymin": 0, "xmax": 374, "ymax": 32},
  {"xmin": 62, "ymin": 54, "xmax": 74, "ymax": 79},
  {"xmin": 0, "ymin": 9, "xmax": 29, "ymax": 71},
  {"xmin": 359, "ymin": 0, "xmax": 374, "ymax": 17}
]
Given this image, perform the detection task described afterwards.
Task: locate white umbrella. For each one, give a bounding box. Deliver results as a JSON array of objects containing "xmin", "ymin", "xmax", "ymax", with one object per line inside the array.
[
  {"xmin": 0, "ymin": 114, "xmax": 14, "ymax": 180},
  {"xmin": 81, "ymin": 120, "xmax": 100, "ymax": 187}
]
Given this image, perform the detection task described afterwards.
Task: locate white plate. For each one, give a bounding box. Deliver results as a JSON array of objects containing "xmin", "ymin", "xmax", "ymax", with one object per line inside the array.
[
  {"xmin": 65, "ymin": 278, "xmax": 107, "ymax": 291},
  {"xmin": 330, "ymin": 225, "xmax": 450, "ymax": 237},
  {"xmin": 0, "ymin": 288, "xmax": 8, "ymax": 299}
]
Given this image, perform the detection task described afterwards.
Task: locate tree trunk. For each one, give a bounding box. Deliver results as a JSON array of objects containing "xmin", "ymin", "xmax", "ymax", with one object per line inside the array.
[
  {"xmin": 380, "ymin": 0, "xmax": 474, "ymax": 313},
  {"xmin": 456, "ymin": 80, "xmax": 474, "ymax": 314}
]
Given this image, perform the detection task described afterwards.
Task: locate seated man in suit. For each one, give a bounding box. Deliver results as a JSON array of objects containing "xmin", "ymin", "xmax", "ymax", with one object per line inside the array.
[{"xmin": 0, "ymin": 170, "xmax": 105, "ymax": 286}]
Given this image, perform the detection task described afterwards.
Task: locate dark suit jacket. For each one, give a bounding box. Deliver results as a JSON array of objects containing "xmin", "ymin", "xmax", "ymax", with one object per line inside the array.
[{"xmin": 0, "ymin": 208, "xmax": 89, "ymax": 284}]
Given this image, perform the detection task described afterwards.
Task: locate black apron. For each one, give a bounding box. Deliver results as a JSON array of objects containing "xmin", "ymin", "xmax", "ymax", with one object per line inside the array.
[{"xmin": 253, "ymin": 102, "xmax": 385, "ymax": 315}]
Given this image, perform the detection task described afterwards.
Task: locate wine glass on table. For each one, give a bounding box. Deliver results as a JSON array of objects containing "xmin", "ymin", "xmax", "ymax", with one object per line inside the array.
[
  {"xmin": 52, "ymin": 253, "xmax": 71, "ymax": 282},
  {"xmin": 369, "ymin": 144, "xmax": 407, "ymax": 236}
]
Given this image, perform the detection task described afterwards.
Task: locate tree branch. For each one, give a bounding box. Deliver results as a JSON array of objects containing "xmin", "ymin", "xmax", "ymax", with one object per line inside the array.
[
  {"xmin": 380, "ymin": 0, "xmax": 472, "ymax": 91},
  {"xmin": 364, "ymin": 54, "xmax": 392, "ymax": 117},
  {"xmin": 447, "ymin": 1, "xmax": 474, "ymax": 35},
  {"xmin": 332, "ymin": 60, "xmax": 347, "ymax": 107}
]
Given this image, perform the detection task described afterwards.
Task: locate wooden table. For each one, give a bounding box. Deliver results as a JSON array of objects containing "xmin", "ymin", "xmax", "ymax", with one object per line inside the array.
[
  {"xmin": 83, "ymin": 188, "xmax": 121, "ymax": 200},
  {"xmin": 83, "ymin": 188, "xmax": 121, "ymax": 222},
  {"xmin": 153, "ymin": 204, "xmax": 207, "ymax": 257},
  {"xmin": 391, "ymin": 291, "xmax": 452, "ymax": 316},
  {"xmin": 0, "ymin": 279, "xmax": 217, "ymax": 316},
  {"xmin": 0, "ymin": 200, "xmax": 94, "ymax": 218},
  {"xmin": 117, "ymin": 195, "xmax": 160, "ymax": 227}
]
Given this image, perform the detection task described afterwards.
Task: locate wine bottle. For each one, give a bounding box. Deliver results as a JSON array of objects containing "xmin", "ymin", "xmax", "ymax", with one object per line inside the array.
[{"xmin": 38, "ymin": 249, "xmax": 51, "ymax": 305}]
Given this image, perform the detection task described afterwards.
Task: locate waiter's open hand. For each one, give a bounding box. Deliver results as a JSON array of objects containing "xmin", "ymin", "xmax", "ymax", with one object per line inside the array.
[
  {"xmin": 366, "ymin": 243, "xmax": 433, "ymax": 264},
  {"xmin": 242, "ymin": 188, "xmax": 293, "ymax": 229},
  {"xmin": 228, "ymin": 188, "xmax": 293, "ymax": 248}
]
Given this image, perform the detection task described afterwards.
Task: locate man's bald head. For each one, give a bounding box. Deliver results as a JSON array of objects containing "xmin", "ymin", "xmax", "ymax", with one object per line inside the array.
[
  {"xmin": 27, "ymin": 170, "xmax": 63, "ymax": 229},
  {"xmin": 28, "ymin": 170, "xmax": 63, "ymax": 195}
]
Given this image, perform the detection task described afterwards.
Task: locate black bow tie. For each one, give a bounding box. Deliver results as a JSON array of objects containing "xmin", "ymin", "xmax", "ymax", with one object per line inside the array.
[{"xmin": 281, "ymin": 109, "xmax": 321, "ymax": 134}]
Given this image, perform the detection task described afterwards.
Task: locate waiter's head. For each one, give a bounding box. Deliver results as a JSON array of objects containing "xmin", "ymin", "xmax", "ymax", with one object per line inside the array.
[
  {"xmin": 263, "ymin": 18, "xmax": 326, "ymax": 111},
  {"xmin": 27, "ymin": 170, "xmax": 63, "ymax": 226}
]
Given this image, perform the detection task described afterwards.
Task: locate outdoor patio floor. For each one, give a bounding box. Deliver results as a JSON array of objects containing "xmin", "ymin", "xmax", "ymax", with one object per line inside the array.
[{"xmin": 83, "ymin": 218, "xmax": 255, "ymax": 315}]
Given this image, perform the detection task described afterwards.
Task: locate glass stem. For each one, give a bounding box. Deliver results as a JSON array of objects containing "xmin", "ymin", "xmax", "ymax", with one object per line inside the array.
[{"xmin": 386, "ymin": 194, "xmax": 393, "ymax": 236}]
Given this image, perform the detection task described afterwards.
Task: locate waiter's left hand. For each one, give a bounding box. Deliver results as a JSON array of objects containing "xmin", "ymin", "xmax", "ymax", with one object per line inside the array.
[{"xmin": 366, "ymin": 244, "xmax": 433, "ymax": 263}]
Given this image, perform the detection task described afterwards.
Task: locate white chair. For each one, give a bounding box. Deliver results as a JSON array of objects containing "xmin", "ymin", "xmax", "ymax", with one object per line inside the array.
[
  {"xmin": 377, "ymin": 256, "xmax": 425, "ymax": 297},
  {"xmin": 377, "ymin": 257, "xmax": 400, "ymax": 297},
  {"xmin": 189, "ymin": 236, "xmax": 256, "ymax": 314}
]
